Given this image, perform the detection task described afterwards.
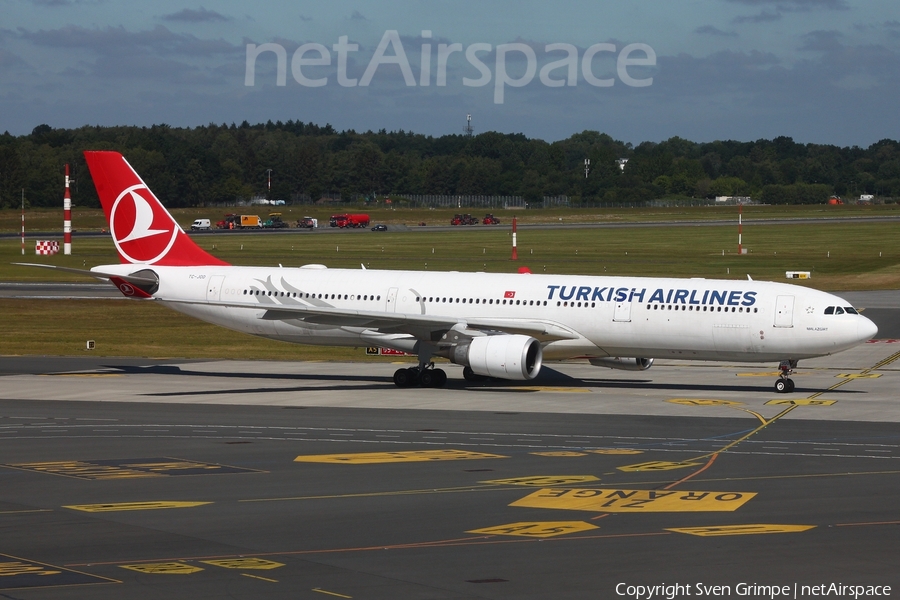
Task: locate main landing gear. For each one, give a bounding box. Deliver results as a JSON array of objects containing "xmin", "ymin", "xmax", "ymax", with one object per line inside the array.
[
  {"xmin": 774, "ymin": 359, "xmax": 798, "ymax": 393},
  {"xmin": 393, "ymin": 363, "xmax": 447, "ymax": 388}
]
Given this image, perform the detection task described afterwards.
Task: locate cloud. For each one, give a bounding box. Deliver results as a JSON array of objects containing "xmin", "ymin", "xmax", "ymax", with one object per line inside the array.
[
  {"xmin": 161, "ymin": 7, "xmax": 230, "ymax": 23},
  {"xmin": 733, "ymin": 11, "xmax": 782, "ymax": 23},
  {"xmin": 19, "ymin": 25, "xmax": 240, "ymax": 58},
  {"xmin": 350, "ymin": 10, "xmax": 367, "ymax": 21},
  {"xmin": 0, "ymin": 48, "xmax": 28, "ymax": 68},
  {"xmin": 695, "ymin": 25, "xmax": 739, "ymax": 37},
  {"xmin": 725, "ymin": 0, "xmax": 849, "ymax": 9},
  {"xmin": 799, "ymin": 30, "xmax": 843, "ymax": 51}
]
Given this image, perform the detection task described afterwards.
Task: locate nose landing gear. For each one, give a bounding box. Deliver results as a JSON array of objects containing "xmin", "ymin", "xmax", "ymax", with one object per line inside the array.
[{"xmin": 774, "ymin": 359, "xmax": 797, "ymax": 393}]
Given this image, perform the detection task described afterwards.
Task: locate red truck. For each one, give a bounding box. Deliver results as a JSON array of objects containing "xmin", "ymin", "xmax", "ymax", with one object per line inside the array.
[
  {"xmin": 451, "ymin": 213, "xmax": 478, "ymax": 226},
  {"xmin": 330, "ymin": 213, "xmax": 370, "ymax": 228}
]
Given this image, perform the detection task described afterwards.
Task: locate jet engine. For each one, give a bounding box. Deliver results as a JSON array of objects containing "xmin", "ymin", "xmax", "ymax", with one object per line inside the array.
[
  {"xmin": 451, "ymin": 334, "xmax": 543, "ymax": 380},
  {"xmin": 589, "ymin": 357, "xmax": 654, "ymax": 371}
]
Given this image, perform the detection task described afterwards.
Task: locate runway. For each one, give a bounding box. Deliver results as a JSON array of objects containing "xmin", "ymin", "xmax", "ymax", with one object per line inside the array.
[{"xmin": 1, "ymin": 343, "xmax": 899, "ymax": 598}]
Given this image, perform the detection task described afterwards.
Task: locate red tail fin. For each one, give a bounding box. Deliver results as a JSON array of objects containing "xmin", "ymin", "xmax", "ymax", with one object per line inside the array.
[{"xmin": 84, "ymin": 151, "xmax": 229, "ymax": 266}]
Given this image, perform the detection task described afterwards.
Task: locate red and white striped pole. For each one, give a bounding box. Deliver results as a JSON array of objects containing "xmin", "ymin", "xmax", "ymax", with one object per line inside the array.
[
  {"xmin": 64, "ymin": 163, "xmax": 72, "ymax": 255},
  {"xmin": 511, "ymin": 215, "xmax": 518, "ymax": 260},
  {"xmin": 20, "ymin": 189, "xmax": 25, "ymax": 256},
  {"xmin": 738, "ymin": 201, "xmax": 743, "ymax": 255}
]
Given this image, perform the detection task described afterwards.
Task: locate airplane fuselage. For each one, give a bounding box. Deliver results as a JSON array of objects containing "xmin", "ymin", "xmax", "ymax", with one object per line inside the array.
[{"xmin": 96, "ymin": 263, "xmax": 874, "ymax": 363}]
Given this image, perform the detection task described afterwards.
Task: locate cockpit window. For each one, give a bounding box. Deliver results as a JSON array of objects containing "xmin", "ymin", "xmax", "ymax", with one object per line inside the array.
[
  {"xmin": 824, "ymin": 306, "xmax": 834, "ymax": 315},
  {"xmin": 844, "ymin": 307, "xmax": 859, "ymax": 315},
  {"xmin": 835, "ymin": 307, "xmax": 845, "ymax": 315}
]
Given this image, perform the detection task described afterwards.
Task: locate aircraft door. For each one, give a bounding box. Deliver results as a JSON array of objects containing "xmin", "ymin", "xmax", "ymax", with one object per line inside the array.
[
  {"xmin": 206, "ymin": 275, "xmax": 225, "ymax": 302},
  {"xmin": 774, "ymin": 295, "xmax": 794, "ymax": 328},
  {"xmin": 613, "ymin": 301, "xmax": 632, "ymax": 322},
  {"xmin": 386, "ymin": 287, "xmax": 399, "ymax": 312}
]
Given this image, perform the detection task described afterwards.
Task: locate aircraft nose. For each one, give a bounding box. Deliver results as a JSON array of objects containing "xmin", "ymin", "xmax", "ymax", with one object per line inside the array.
[{"xmin": 859, "ymin": 315, "xmax": 878, "ymax": 342}]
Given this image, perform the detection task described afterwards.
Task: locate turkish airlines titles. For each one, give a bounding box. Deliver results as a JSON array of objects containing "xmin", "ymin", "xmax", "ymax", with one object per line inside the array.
[{"xmin": 545, "ymin": 285, "xmax": 758, "ymax": 307}]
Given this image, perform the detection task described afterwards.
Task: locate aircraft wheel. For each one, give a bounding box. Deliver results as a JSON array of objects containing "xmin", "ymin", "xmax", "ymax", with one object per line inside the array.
[
  {"xmin": 774, "ymin": 379, "xmax": 789, "ymax": 393},
  {"xmin": 463, "ymin": 366, "xmax": 478, "ymax": 382},
  {"xmin": 393, "ymin": 368, "xmax": 415, "ymax": 388},
  {"xmin": 785, "ymin": 378, "xmax": 795, "ymax": 393},
  {"xmin": 432, "ymin": 369, "xmax": 447, "ymax": 388},
  {"xmin": 418, "ymin": 369, "xmax": 435, "ymax": 387}
]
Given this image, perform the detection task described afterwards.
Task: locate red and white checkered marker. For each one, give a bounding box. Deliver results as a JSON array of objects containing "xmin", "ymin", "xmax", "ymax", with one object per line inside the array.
[{"xmin": 35, "ymin": 240, "xmax": 59, "ymax": 255}]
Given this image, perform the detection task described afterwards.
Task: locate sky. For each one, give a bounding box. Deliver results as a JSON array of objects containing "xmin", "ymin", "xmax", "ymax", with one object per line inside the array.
[{"xmin": 1, "ymin": 0, "xmax": 898, "ymax": 146}]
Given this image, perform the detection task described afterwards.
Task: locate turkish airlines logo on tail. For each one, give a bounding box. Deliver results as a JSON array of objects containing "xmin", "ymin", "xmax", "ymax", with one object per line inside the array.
[{"xmin": 110, "ymin": 185, "xmax": 179, "ymax": 264}]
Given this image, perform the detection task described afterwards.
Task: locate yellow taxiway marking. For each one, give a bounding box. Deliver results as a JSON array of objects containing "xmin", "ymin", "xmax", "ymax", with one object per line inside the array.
[
  {"xmin": 667, "ymin": 399, "xmax": 743, "ymax": 406},
  {"xmin": 0, "ymin": 561, "xmax": 61, "ymax": 576},
  {"xmin": 313, "ymin": 588, "xmax": 353, "ymax": 598},
  {"xmin": 3, "ymin": 458, "xmax": 260, "ymax": 480},
  {"xmin": 240, "ymin": 484, "xmax": 517, "ymax": 503},
  {"xmin": 120, "ymin": 562, "xmax": 202, "ymax": 574},
  {"xmin": 481, "ymin": 476, "xmax": 599, "ymax": 487},
  {"xmin": 618, "ymin": 461, "xmax": 703, "ymax": 472},
  {"xmin": 294, "ymin": 449, "xmax": 506, "ymax": 464},
  {"xmin": 511, "ymin": 488, "xmax": 755, "ymax": 513},
  {"xmin": 242, "ymin": 573, "xmax": 278, "ymax": 583},
  {"xmin": 468, "ymin": 521, "xmax": 599, "ymax": 538},
  {"xmin": 667, "ymin": 524, "xmax": 815, "ymax": 536},
  {"xmin": 837, "ymin": 373, "xmax": 882, "ymax": 379},
  {"xmin": 588, "ymin": 449, "xmax": 643, "ymax": 455},
  {"xmin": 0, "ymin": 552, "xmax": 121, "ymax": 590},
  {"xmin": 665, "ymin": 398, "xmax": 766, "ymax": 424},
  {"xmin": 201, "ymin": 558, "xmax": 283, "ymax": 570},
  {"xmin": 529, "ymin": 451, "xmax": 587, "ymax": 457},
  {"xmin": 651, "ymin": 351, "xmax": 900, "ymax": 491},
  {"xmin": 765, "ymin": 399, "xmax": 836, "ymax": 406},
  {"xmin": 64, "ymin": 501, "xmax": 211, "ymax": 513}
]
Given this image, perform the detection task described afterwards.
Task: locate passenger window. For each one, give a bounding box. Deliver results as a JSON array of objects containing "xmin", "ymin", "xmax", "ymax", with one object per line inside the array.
[{"xmin": 824, "ymin": 306, "xmax": 834, "ymax": 315}]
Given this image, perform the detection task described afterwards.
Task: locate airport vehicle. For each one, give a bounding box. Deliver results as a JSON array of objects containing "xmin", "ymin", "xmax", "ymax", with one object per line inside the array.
[
  {"xmin": 217, "ymin": 214, "xmax": 261, "ymax": 229},
  {"xmin": 329, "ymin": 214, "xmax": 370, "ymax": 228},
  {"xmin": 262, "ymin": 213, "xmax": 288, "ymax": 229},
  {"xmin": 372, "ymin": 224, "xmax": 388, "ymax": 232},
  {"xmin": 451, "ymin": 214, "xmax": 478, "ymax": 226},
  {"xmin": 483, "ymin": 214, "xmax": 500, "ymax": 225},
  {"xmin": 297, "ymin": 217, "xmax": 317, "ymax": 229},
  {"xmin": 22, "ymin": 152, "xmax": 878, "ymax": 391},
  {"xmin": 190, "ymin": 218, "xmax": 211, "ymax": 231}
]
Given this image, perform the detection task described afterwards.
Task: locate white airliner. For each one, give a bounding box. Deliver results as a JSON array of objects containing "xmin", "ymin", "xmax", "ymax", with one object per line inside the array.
[{"xmin": 22, "ymin": 151, "xmax": 877, "ymax": 392}]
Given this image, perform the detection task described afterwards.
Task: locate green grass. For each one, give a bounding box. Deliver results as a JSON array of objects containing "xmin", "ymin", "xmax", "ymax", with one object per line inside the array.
[{"xmin": 3, "ymin": 205, "xmax": 898, "ymax": 360}]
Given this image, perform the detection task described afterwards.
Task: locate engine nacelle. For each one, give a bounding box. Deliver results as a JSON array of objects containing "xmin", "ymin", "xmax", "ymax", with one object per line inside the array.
[
  {"xmin": 452, "ymin": 335, "xmax": 543, "ymax": 380},
  {"xmin": 589, "ymin": 357, "xmax": 654, "ymax": 371}
]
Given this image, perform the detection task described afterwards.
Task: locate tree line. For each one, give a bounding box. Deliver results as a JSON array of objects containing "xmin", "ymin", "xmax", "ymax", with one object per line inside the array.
[{"xmin": 1, "ymin": 121, "xmax": 898, "ymax": 209}]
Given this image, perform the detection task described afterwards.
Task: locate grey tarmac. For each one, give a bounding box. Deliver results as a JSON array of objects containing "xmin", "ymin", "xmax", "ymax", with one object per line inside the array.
[{"xmin": 1, "ymin": 339, "xmax": 899, "ymax": 599}]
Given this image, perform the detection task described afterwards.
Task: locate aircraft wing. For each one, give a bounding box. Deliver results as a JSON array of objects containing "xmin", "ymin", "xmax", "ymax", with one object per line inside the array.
[{"xmin": 167, "ymin": 298, "xmax": 579, "ymax": 342}]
